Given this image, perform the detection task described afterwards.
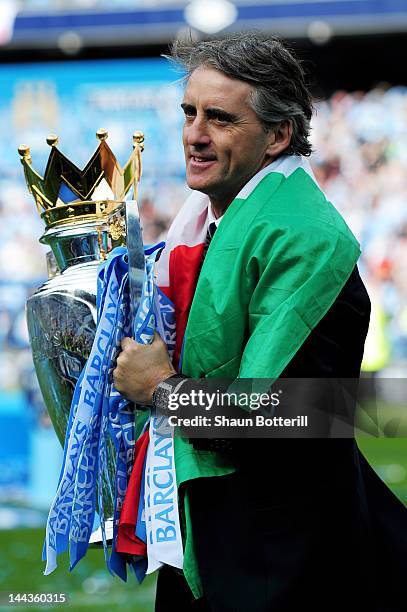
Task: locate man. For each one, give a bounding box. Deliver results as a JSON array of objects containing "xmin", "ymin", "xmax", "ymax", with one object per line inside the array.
[{"xmin": 114, "ymin": 33, "xmax": 407, "ymax": 611}]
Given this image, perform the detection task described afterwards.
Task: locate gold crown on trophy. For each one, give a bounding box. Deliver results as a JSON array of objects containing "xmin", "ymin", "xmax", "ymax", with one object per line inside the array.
[{"xmin": 18, "ymin": 128, "xmax": 144, "ymax": 228}]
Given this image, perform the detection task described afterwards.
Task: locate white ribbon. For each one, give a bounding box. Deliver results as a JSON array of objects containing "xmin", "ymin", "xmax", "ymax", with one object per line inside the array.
[{"xmin": 145, "ymin": 415, "xmax": 183, "ymax": 573}]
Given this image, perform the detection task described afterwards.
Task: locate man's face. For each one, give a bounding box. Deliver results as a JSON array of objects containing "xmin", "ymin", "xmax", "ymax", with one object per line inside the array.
[{"xmin": 182, "ymin": 65, "xmax": 275, "ymax": 207}]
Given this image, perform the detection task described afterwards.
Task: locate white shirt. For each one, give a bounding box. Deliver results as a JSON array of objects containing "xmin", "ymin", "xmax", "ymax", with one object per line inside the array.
[{"xmin": 207, "ymin": 204, "xmax": 224, "ymax": 228}]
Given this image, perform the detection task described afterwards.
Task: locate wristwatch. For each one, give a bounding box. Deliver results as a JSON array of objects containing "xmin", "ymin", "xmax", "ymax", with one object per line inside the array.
[
  {"xmin": 152, "ymin": 374, "xmax": 189, "ymax": 416},
  {"xmin": 152, "ymin": 374, "xmax": 235, "ymax": 453}
]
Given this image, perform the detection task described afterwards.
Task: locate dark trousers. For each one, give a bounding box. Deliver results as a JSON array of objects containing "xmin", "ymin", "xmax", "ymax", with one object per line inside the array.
[
  {"xmin": 155, "ymin": 439, "xmax": 399, "ymax": 612},
  {"xmin": 155, "ymin": 566, "xmax": 210, "ymax": 611}
]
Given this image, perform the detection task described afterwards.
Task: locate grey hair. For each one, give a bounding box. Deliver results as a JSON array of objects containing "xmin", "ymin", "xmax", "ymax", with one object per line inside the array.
[{"xmin": 168, "ymin": 32, "xmax": 314, "ymax": 156}]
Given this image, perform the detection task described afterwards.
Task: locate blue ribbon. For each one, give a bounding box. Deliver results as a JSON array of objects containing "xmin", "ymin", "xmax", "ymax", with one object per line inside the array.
[
  {"xmin": 43, "ymin": 250, "xmax": 126, "ymax": 576},
  {"xmin": 43, "ymin": 241, "xmax": 176, "ymax": 582}
]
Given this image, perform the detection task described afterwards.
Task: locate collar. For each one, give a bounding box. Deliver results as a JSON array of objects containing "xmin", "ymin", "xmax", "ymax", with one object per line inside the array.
[{"xmin": 207, "ymin": 204, "xmax": 224, "ymax": 228}]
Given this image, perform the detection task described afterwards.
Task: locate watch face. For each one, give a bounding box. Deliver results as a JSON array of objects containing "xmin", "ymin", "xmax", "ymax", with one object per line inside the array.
[{"xmin": 153, "ymin": 376, "xmax": 188, "ymax": 415}]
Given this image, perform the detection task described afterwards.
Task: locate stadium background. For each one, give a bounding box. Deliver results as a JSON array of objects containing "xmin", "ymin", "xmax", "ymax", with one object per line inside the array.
[{"xmin": 0, "ymin": 1, "xmax": 406, "ymax": 610}]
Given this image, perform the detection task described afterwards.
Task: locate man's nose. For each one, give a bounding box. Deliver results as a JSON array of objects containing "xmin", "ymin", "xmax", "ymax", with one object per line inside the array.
[{"xmin": 185, "ymin": 115, "xmax": 211, "ymax": 148}]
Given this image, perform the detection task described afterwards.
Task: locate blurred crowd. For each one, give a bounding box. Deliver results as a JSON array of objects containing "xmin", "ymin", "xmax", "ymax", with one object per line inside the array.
[
  {"xmin": 311, "ymin": 85, "xmax": 407, "ymax": 371},
  {"xmin": 1, "ymin": 84, "xmax": 407, "ymax": 409}
]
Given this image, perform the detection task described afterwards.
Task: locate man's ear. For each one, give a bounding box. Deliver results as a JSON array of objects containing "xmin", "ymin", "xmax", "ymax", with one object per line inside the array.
[{"xmin": 266, "ymin": 120, "xmax": 293, "ymax": 158}]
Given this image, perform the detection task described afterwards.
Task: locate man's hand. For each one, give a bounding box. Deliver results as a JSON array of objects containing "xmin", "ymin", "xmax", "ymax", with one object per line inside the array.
[{"xmin": 113, "ymin": 332, "xmax": 176, "ymax": 405}]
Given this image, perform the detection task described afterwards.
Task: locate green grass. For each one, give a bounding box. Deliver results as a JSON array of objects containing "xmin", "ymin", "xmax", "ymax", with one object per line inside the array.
[
  {"xmin": 356, "ymin": 401, "xmax": 407, "ymax": 504},
  {"xmin": 357, "ymin": 436, "xmax": 407, "ymax": 504},
  {"xmin": 0, "ymin": 529, "xmax": 156, "ymax": 612}
]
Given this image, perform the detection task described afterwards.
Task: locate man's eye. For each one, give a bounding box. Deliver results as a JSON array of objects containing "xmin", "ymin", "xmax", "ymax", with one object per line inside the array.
[{"xmin": 210, "ymin": 115, "xmax": 231, "ymax": 125}]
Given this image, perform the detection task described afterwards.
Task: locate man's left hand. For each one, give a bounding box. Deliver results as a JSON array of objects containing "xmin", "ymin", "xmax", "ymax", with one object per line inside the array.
[{"xmin": 113, "ymin": 332, "xmax": 176, "ymax": 405}]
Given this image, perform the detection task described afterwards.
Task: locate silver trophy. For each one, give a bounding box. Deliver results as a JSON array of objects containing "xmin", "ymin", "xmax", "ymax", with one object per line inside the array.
[{"xmin": 19, "ymin": 129, "xmax": 145, "ymax": 544}]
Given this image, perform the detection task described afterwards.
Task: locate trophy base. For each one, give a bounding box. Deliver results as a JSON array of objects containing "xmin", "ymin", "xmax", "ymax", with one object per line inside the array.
[{"xmin": 89, "ymin": 518, "xmax": 114, "ymax": 548}]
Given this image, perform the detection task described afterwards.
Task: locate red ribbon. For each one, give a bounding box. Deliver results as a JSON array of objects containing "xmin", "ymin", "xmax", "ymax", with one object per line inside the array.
[{"xmin": 116, "ymin": 428, "xmax": 149, "ymax": 556}]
